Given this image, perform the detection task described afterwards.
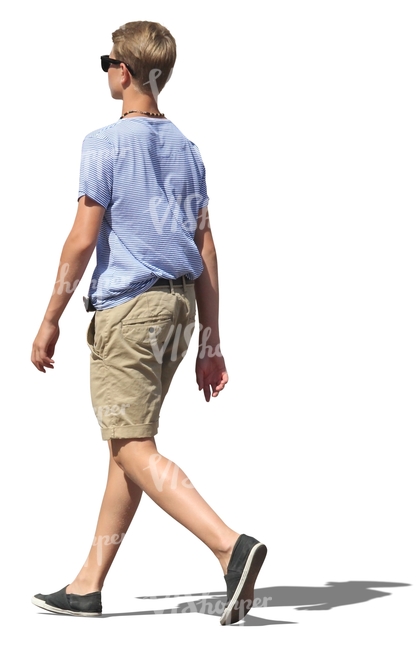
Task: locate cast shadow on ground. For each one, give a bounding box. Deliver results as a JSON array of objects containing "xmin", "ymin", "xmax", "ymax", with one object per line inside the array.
[{"xmin": 95, "ymin": 580, "xmax": 410, "ymax": 625}]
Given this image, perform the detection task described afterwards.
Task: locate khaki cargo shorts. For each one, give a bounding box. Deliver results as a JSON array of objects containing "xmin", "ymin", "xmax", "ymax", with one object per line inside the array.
[{"xmin": 86, "ymin": 283, "xmax": 196, "ymax": 440}]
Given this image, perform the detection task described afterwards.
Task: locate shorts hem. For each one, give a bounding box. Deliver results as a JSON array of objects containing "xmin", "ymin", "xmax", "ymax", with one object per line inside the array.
[{"xmin": 101, "ymin": 423, "xmax": 158, "ymax": 440}]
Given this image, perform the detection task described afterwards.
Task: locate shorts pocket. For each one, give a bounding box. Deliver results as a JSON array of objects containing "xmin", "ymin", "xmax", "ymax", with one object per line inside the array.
[
  {"xmin": 121, "ymin": 313, "xmax": 174, "ymax": 345},
  {"xmin": 87, "ymin": 312, "xmax": 109, "ymax": 359},
  {"xmin": 87, "ymin": 314, "xmax": 99, "ymax": 356}
]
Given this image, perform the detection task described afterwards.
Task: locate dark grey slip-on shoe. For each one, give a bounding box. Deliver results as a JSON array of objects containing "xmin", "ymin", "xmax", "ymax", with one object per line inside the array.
[
  {"xmin": 31, "ymin": 585, "xmax": 102, "ymax": 616},
  {"xmin": 220, "ymin": 534, "xmax": 267, "ymax": 625}
]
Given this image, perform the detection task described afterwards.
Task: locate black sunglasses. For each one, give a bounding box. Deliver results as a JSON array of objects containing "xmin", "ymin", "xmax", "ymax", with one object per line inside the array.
[{"xmin": 101, "ymin": 55, "xmax": 134, "ymax": 76}]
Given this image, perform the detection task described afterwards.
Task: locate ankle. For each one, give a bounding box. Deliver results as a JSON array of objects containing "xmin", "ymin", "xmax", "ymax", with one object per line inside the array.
[
  {"xmin": 67, "ymin": 576, "xmax": 103, "ymax": 595},
  {"xmin": 214, "ymin": 532, "xmax": 240, "ymax": 575}
]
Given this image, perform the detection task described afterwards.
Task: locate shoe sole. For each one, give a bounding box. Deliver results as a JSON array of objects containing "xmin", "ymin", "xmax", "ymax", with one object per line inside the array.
[
  {"xmin": 31, "ymin": 596, "xmax": 101, "ymax": 617},
  {"xmin": 220, "ymin": 542, "xmax": 267, "ymax": 625}
]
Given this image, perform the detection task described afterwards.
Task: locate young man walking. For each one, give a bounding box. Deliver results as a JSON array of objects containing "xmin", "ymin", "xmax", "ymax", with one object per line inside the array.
[{"xmin": 31, "ymin": 20, "xmax": 266, "ymax": 625}]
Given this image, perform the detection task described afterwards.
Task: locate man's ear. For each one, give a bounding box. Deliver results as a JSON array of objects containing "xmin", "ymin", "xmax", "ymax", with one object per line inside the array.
[
  {"xmin": 120, "ymin": 64, "xmax": 132, "ymax": 88},
  {"xmin": 119, "ymin": 63, "xmax": 126, "ymax": 88}
]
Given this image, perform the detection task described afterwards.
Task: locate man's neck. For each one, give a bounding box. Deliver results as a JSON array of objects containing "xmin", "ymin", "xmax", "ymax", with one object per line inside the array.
[{"xmin": 120, "ymin": 88, "xmax": 161, "ymax": 118}]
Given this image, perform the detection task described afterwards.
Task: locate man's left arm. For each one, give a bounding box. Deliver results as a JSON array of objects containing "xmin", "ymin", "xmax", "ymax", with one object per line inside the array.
[{"xmin": 31, "ymin": 196, "xmax": 105, "ymax": 373}]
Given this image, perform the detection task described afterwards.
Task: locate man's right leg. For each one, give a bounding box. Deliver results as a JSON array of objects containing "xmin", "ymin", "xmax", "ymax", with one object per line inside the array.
[
  {"xmin": 110, "ymin": 437, "xmax": 240, "ymax": 574},
  {"xmin": 110, "ymin": 437, "xmax": 266, "ymax": 625}
]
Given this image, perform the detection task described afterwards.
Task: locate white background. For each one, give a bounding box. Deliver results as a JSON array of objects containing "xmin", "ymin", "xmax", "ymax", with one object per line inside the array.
[{"xmin": 1, "ymin": 1, "xmax": 418, "ymax": 648}]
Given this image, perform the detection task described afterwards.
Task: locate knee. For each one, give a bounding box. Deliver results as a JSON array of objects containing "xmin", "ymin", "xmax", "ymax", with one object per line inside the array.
[
  {"xmin": 110, "ymin": 438, "xmax": 157, "ymax": 472},
  {"xmin": 111, "ymin": 444, "xmax": 125, "ymax": 471},
  {"xmin": 110, "ymin": 439, "xmax": 130, "ymax": 471}
]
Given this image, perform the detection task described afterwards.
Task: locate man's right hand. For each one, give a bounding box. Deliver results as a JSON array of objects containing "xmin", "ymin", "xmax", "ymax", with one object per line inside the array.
[{"xmin": 196, "ymin": 353, "xmax": 228, "ymax": 402}]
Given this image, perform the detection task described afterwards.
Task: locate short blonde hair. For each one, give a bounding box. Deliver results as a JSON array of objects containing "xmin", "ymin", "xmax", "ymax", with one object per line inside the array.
[{"xmin": 112, "ymin": 21, "xmax": 176, "ymax": 95}]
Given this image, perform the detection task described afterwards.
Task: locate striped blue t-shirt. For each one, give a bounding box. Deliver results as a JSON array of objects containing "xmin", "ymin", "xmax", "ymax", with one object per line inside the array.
[{"xmin": 78, "ymin": 117, "xmax": 208, "ymax": 310}]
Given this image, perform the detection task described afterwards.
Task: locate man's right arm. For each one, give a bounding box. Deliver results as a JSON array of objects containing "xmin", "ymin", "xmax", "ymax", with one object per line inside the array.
[{"xmin": 193, "ymin": 208, "xmax": 228, "ymax": 401}]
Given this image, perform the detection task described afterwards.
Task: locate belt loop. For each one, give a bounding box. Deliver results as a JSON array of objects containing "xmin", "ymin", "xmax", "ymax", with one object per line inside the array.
[
  {"xmin": 182, "ymin": 275, "xmax": 187, "ymax": 293},
  {"xmin": 169, "ymin": 279, "xmax": 175, "ymax": 295}
]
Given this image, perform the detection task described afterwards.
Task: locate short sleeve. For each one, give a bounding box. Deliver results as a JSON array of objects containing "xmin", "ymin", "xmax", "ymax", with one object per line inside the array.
[
  {"xmin": 78, "ymin": 134, "xmax": 114, "ymax": 209},
  {"xmin": 198, "ymin": 166, "xmax": 209, "ymax": 209},
  {"xmin": 190, "ymin": 143, "xmax": 209, "ymax": 210}
]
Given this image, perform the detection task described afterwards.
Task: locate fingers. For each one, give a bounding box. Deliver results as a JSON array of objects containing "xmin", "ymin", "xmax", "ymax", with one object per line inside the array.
[
  {"xmin": 31, "ymin": 348, "xmax": 55, "ymax": 373},
  {"xmin": 196, "ymin": 367, "xmax": 210, "ymax": 401},
  {"xmin": 211, "ymin": 371, "xmax": 229, "ymax": 397},
  {"xmin": 197, "ymin": 367, "xmax": 228, "ymax": 401},
  {"xmin": 31, "ymin": 322, "xmax": 60, "ymax": 373}
]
